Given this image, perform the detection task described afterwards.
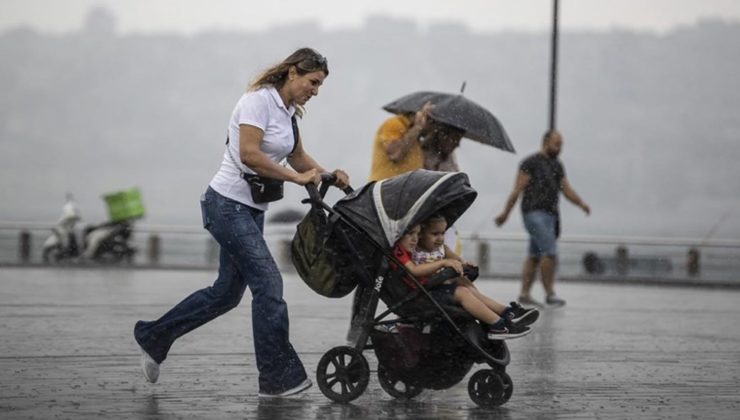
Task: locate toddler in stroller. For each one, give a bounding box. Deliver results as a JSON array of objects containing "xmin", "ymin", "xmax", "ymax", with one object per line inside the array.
[
  {"xmin": 394, "ymin": 217, "xmax": 538, "ymax": 340},
  {"xmin": 292, "ymin": 169, "xmax": 537, "ymax": 407}
]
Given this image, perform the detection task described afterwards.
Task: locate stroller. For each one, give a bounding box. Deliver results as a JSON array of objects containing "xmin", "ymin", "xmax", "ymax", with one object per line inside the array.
[{"xmin": 292, "ymin": 169, "xmax": 513, "ymax": 407}]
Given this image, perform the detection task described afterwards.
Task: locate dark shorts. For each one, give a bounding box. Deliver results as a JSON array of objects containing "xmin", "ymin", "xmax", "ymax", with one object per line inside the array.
[{"xmin": 429, "ymin": 283, "xmax": 457, "ymax": 306}]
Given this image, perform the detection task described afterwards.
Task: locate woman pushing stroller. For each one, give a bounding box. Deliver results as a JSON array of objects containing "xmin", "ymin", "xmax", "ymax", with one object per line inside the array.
[{"xmin": 394, "ymin": 214, "xmax": 539, "ymax": 340}]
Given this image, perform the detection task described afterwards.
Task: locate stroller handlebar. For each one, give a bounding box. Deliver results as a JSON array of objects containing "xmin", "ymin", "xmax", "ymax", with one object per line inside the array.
[{"xmin": 305, "ymin": 173, "xmax": 354, "ymax": 202}]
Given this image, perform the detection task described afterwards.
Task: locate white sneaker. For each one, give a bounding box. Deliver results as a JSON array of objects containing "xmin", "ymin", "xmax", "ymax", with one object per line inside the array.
[
  {"xmin": 139, "ymin": 347, "xmax": 160, "ymax": 383},
  {"xmin": 258, "ymin": 378, "xmax": 312, "ymax": 398}
]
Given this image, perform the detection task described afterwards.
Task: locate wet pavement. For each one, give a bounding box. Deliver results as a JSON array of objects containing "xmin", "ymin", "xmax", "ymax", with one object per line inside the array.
[{"xmin": 1, "ymin": 267, "xmax": 739, "ymax": 419}]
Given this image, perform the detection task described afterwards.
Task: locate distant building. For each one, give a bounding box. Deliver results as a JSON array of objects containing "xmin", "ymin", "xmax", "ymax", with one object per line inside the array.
[{"xmin": 83, "ymin": 6, "xmax": 118, "ymax": 36}]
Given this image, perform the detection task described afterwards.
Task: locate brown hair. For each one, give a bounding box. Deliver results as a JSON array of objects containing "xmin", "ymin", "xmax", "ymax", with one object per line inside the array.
[{"xmin": 248, "ymin": 48, "xmax": 329, "ymax": 117}]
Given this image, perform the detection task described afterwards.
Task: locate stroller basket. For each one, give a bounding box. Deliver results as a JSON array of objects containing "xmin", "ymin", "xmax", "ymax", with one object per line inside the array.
[
  {"xmin": 292, "ymin": 208, "xmax": 368, "ymax": 297},
  {"xmin": 292, "ymin": 180, "xmax": 384, "ymax": 298}
]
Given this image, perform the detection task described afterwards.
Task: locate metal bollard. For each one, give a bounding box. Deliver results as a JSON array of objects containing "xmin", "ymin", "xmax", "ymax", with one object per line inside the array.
[
  {"xmin": 615, "ymin": 245, "xmax": 629, "ymax": 275},
  {"xmin": 477, "ymin": 240, "xmax": 490, "ymax": 275},
  {"xmin": 19, "ymin": 230, "xmax": 32, "ymax": 263},
  {"xmin": 687, "ymin": 248, "xmax": 700, "ymax": 276},
  {"xmin": 147, "ymin": 234, "xmax": 161, "ymax": 265},
  {"xmin": 583, "ymin": 252, "xmax": 605, "ymax": 275}
]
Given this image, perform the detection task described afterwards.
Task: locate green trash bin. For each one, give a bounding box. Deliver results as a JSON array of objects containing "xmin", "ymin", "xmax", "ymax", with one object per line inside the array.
[{"xmin": 103, "ymin": 188, "xmax": 145, "ymax": 222}]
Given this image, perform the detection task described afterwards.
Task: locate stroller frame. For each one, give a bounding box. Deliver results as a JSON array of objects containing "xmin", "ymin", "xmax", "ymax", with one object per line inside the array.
[{"xmin": 300, "ymin": 174, "xmax": 516, "ymax": 407}]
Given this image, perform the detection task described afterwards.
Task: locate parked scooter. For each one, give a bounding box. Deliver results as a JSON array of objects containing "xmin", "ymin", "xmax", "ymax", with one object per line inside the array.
[
  {"xmin": 42, "ymin": 195, "xmax": 137, "ymax": 264},
  {"xmin": 80, "ymin": 220, "xmax": 136, "ymax": 263}
]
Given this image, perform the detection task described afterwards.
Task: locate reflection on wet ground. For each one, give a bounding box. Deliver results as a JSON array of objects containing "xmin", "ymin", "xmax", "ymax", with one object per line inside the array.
[{"xmin": 1, "ymin": 268, "xmax": 739, "ymax": 419}]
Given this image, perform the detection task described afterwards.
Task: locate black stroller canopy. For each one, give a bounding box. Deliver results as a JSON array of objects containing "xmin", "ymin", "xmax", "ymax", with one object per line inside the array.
[{"xmin": 334, "ymin": 170, "xmax": 477, "ymax": 249}]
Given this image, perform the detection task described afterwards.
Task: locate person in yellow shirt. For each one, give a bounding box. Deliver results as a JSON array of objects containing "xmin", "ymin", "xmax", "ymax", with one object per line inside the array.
[
  {"xmin": 369, "ymin": 101, "xmax": 467, "ymax": 181},
  {"xmin": 368, "ymin": 102, "xmax": 432, "ymax": 181}
]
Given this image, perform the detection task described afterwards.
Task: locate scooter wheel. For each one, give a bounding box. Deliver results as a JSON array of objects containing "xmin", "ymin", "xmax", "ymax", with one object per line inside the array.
[{"xmin": 42, "ymin": 246, "xmax": 62, "ymax": 264}]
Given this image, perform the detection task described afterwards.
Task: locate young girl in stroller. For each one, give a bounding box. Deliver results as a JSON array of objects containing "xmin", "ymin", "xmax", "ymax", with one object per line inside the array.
[{"xmin": 394, "ymin": 215, "xmax": 538, "ymax": 340}]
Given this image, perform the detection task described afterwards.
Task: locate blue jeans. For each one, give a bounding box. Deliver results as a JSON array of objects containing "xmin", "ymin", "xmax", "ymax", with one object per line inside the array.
[
  {"xmin": 134, "ymin": 187, "xmax": 307, "ymax": 394},
  {"xmin": 523, "ymin": 210, "xmax": 558, "ymax": 257}
]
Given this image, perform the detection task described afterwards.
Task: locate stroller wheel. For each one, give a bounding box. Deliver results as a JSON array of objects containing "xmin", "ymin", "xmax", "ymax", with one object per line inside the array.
[
  {"xmin": 316, "ymin": 346, "xmax": 370, "ymax": 403},
  {"xmin": 377, "ymin": 364, "xmax": 423, "ymax": 399},
  {"xmin": 468, "ymin": 369, "xmax": 508, "ymax": 407},
  {"xmin": 499, "ymin": 371, "xmax": 514, "ymax": 403}
]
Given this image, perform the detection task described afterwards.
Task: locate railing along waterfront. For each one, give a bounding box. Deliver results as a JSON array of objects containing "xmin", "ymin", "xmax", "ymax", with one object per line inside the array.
[{"xmin": 2, "ymin": 221, "xmax": 739, "ymax": 286}]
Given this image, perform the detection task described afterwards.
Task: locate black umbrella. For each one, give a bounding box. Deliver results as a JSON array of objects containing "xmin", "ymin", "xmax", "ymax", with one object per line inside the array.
[{"xmin": 382, "ymin": 91, "xmax": 515, "ymax": 153}]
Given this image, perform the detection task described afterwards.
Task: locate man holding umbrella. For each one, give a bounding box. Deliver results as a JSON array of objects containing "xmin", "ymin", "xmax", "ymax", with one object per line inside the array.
[
  {"xmin": 368, "ymin": 101, "xmax": 464, "ymax": 181},
  {"xmin": 494, "ymin": 130, "xmax": 590, "ymax": 307},
  {"xmin": 369, "ymin": 90, "xmax": 515, "ymax": 182}
]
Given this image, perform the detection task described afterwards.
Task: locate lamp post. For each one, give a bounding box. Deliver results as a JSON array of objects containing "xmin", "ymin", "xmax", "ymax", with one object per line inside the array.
[{"xmin": 548, "ymin": 0, "xmax": 560, "ymax": 131}]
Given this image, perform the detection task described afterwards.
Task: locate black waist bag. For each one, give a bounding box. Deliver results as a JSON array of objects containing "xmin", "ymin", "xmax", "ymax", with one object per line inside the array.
[
  {"xmin": 243, "ymin": 174, "xmax": 284, "ymax": 203},
  {"xmin": 225, "ymin": 116, "xmax": 299, "ymax": 204}
]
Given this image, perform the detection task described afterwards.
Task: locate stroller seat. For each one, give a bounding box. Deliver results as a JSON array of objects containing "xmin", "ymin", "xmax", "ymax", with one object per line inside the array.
[{"xmin": 380, "ymin": 265, "xmax": 477, "ymax": 323}]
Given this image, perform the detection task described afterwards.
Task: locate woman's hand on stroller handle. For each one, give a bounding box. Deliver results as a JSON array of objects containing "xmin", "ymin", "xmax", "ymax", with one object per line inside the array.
[
  {"xmin": 294, "ymin": 168, "xmax": 322, "ymax": 186},
  {"xmin": 329, "ymin": 169, "xmax": 349, "ymax": 189},
  {"xmin": 305, "ymin": 171, "xmax": 354, "ymax": 202}
]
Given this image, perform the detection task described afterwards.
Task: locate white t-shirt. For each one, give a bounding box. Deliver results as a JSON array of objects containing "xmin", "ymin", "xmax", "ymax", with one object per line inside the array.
[{"xmin": 209, "ymin": 87, "xmax": 296, "ymax": 211}]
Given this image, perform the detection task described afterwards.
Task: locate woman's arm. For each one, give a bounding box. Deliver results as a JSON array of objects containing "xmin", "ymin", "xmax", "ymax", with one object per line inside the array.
[
  {"xmin": 239, "ymin": 124, "xmax": 319, "ymax": 185},
  {"xmin": 287, "ymin": 131, "xmax": 350, "ymax": 188},
  {"xmin": 286, "ymin": 133, "xmax": 325, "ymax": 173}
]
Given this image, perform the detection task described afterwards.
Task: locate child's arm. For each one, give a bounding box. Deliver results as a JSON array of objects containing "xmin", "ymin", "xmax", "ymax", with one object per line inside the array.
[{"xmin": 404, "ymin": 259, "xmax": 463, "ymax": 277}]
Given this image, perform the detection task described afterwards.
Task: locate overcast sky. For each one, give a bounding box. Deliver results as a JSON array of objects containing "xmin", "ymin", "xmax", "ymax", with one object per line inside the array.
[{"xmin": 3, "ymin": 0, "xmax": 740, "ymax": 35}]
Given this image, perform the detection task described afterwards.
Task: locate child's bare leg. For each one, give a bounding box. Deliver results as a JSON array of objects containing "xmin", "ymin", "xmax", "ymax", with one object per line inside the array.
[
  {"xmin": 453, "ymin": 286, "xmax": 500, "ymax": 325},
  {"xmin": 471, "ymin": 288, "xmax": 508, "ymax": 315},
  {"xmin": 457, "ymin": 281, "xmax": 508, "ymax": 315}
]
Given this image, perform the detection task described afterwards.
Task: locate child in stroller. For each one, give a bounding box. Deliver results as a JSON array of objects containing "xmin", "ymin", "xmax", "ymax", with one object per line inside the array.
[
  {"xmin": 294, "ymin": 170, "xmax": 540, "ymax": 406},
  {"xmin": 394, "ymin": 216, "xmax": 538, "ymax": 340}
]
